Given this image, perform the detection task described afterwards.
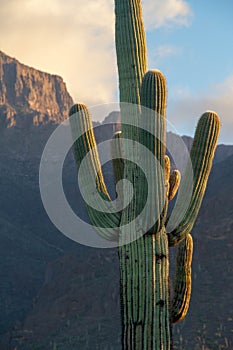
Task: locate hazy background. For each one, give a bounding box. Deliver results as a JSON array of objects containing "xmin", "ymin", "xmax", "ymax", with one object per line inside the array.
[{"xmin": 0, "ymin": 0, "xmax": 232, "ymax": 143}]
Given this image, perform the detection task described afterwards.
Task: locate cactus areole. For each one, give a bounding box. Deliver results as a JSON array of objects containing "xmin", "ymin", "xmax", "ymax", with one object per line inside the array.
[{"xmin": 69, "ymin": 0, "xmax": 220, "ymax": 349}]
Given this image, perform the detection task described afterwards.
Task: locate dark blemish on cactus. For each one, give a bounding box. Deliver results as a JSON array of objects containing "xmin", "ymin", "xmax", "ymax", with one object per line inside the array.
[
  {"xmin": 156, "ymin": 300, "xmax": 165, "ymax": 307},
  {"xmin": 133, "ymin": 320, "xmax": 142, "ymax": 326}
]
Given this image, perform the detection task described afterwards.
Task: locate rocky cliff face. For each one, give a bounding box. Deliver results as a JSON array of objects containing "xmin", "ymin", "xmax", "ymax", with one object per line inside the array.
[{"xmin": 0, "ymin": 51, "xmax": 73, "ymax": 128}]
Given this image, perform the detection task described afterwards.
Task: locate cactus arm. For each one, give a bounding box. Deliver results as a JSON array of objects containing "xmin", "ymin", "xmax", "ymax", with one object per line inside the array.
[
  {"xmin": 115, "ymin": 0, "xmax": 148, "ymax": 105},
  {"xmin": 172, "ymin": 233, "xmax": 193, "ymax": 323},
  {"xmin": 164, "ymin": 154, "xmax": 181, "ymax": 202},
  {"xmin": 139, "ymin": 70, "xmax": 167, "ymax": 233},
  {"xmin": 168, "ymin": 170, "xmax": 181, "ymax": 201},
  {"xmin": 69, "ymin": 104, "xmax": 109, "ymax": 198},
  {"xmin": 167, "ymin": 111, "xmax": 220, "ymax": 246},
  {"xmin": 69, "ymin": 103, "xmax": 120, "ymax": 240}
]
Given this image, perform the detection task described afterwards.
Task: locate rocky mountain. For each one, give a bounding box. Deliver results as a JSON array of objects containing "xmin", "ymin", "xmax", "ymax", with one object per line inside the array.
[
  {"xmin": 0, "ymin": 51, "xmax": 232, "ymax": 349},
  {"xmin": 0, "ymin": 51, "xmax": 76, "ymax": 344},
  {"xmin": 0, "ymin": 50, "xmax": 73, "ymax": 128}
]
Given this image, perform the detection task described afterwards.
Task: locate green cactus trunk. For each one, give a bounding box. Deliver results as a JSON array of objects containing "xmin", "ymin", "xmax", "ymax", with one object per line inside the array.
[
  {"xmin": 119, "ymin": 230, "xmax": 171, "ymax": 349},
  {"xmin": 115, "ymin": 2, "xmax": 171, "ymax": 347},
  {"xmin": 69, "ymin": 0, "xmax": 220, "ymax": 349},
  {"xmin": 115, "ymin": 0, "xmax": 147, "ymax": 105}
]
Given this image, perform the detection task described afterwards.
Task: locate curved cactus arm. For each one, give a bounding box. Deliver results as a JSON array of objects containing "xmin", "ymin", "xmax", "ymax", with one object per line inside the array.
[
  {"xmin": 115, "ymin": 0, "xmax": 148, "ymax": 105},
  {"xmin": 168, "ymin": 170, "xmax": 181, "ymax": 201},
  {"xmin": 69, "ymin": 103, "xmax": 120, "ymax": 240},
  {"xmin": 167, "ymin": 111, "xmax": 220, "ymax": 246},
  {"xmin": 172, "ymin": 233, "xmax": 193, "ymax": 323},
  {"xmin": 164, "ymin": 155, "xmax": 181, "ymax": 201},
  {"xmin": 139, "ymin": 70, "xmax": 167, "ymax": 233}
]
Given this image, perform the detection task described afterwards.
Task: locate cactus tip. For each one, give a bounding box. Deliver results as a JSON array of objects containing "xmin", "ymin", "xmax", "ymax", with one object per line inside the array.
[
  {"xmin": 201, "ymin": 110, "xmax": 221, "ymax": 123},
  {"xmin": 69, "ymin": 102, "xmax": 87, "ymax": 117}
]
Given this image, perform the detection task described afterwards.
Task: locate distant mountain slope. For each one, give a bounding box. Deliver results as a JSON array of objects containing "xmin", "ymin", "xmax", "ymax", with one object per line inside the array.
[
  {"xmin": 8, "ymin": 155, "xmax": 232, "ymax": 350},
  {"xmin": 0, "ymin": 51, "xmax": 76, "ymax": 339}
]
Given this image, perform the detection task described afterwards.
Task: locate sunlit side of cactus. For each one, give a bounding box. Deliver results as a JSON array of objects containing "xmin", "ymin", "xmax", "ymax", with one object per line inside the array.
[{"xmin": 69, "ymin": 0, "xmax": 220, "ymax": 349}]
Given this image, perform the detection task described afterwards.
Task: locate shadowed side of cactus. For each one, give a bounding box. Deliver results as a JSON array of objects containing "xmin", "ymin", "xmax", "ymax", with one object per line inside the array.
[
  {"xmin": 172, "ymin": 233, "xmax": 193, "ymax": 324},
  {"xmin": 68, "ymin": 0, "xmax": 220, "ymax": 349}
]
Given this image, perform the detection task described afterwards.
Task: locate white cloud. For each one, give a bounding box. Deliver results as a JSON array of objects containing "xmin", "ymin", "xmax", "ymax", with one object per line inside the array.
[
  {"xmin": 167, "ymin": 75, "xmax": 233, "ymax": 144},
  {"xmin": 149, "ymin": 44, "xmax": 182, "ymax": 67},
  {"xmin": 0, "ymin": 0, "xmax": 116, "ymax": 107},
  {"xmin": 0, "ymin": 0, "xmax": 193, "ymax": 111},
  {"xmin": 142, "ymin": 0, "xmax": 192, "ymax": 29},
  {"xmin": 157, "ymin": 45, "xmax": 181, "ymax": 57}
]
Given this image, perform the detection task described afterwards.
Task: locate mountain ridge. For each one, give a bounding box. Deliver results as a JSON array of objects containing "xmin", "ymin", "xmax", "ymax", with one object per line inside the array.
[{"xmin": 0, "ymin": 50, "xmax": 73, "ymax": 129}]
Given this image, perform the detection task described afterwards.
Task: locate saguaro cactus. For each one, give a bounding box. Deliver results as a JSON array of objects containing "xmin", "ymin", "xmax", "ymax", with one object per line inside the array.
[{"xmin": 69, "ymin": 0, "xmax": 220, "ymax": 349}]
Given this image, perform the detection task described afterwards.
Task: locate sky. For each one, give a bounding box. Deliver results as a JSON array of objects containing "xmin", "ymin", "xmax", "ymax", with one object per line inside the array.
[{"xmin": 0, "ymin": 0, "xmax": 232, "ymax": 144}]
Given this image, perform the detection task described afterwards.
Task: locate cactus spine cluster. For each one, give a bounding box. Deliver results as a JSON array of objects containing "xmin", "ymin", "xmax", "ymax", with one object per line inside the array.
[{"xmin": 69, "ymin": 0, "xmax": 220, "ymax": 349}]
